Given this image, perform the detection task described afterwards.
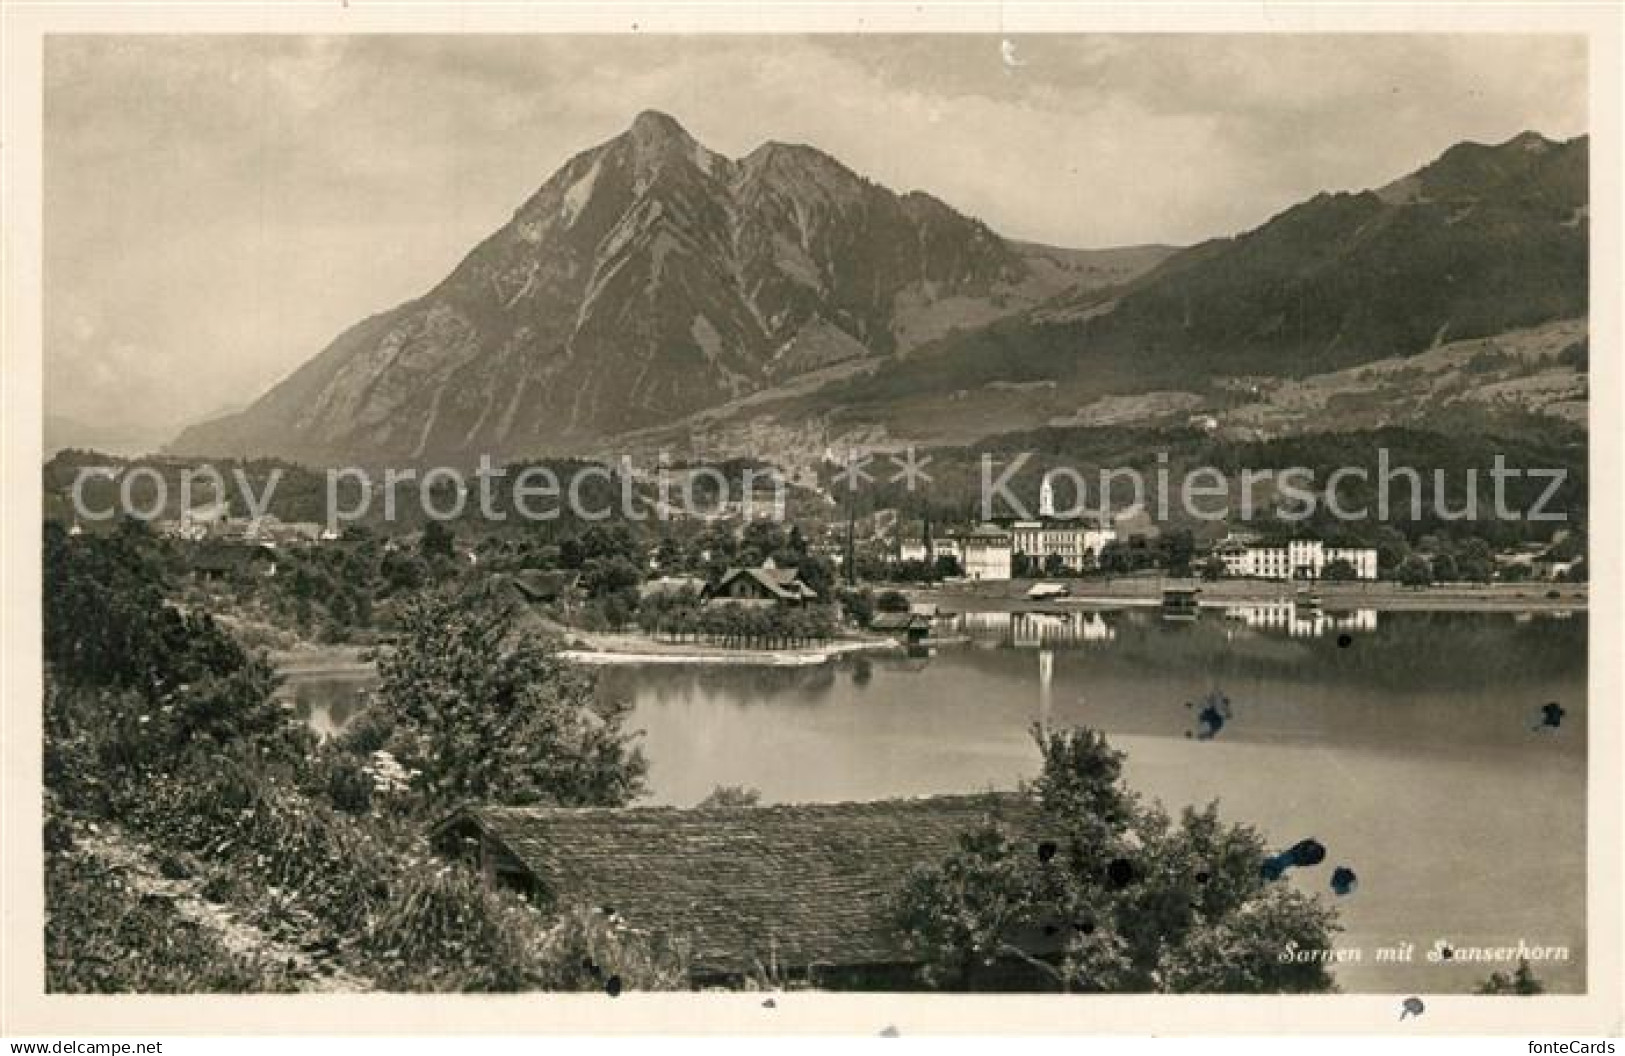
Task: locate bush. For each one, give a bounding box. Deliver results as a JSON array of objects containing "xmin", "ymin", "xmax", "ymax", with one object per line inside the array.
[
  {"xmin": 375, "ymin": 590, "xmax": 647, "ymax": 808},
  {"xmin": 894, "ymin": 727, "xmax": 1341, "ymax": 993},
  {"xmin": 45, "ymin": 852, "xmax": 299, "ymax": 994}
]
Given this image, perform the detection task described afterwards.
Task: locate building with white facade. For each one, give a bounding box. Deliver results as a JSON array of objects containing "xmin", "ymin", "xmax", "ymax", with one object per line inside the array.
[
  {"xmin": 960, "ymin": 524, "xmax": 1014, "ymax": 581},
  {"xmin": 999, "ymin": 476, "xmax": 1117, "ymax": 571},
  {"xmin": 897, "ymin": 536, "xmax": 963, "ymax": 565},
  {"xmin": 1217, "ymin": 539, "xmax": 1378, "ymax": 580},
  {"xmin": 1007, "ymin": 519, "xmax": 1117, "ymax": 571}
]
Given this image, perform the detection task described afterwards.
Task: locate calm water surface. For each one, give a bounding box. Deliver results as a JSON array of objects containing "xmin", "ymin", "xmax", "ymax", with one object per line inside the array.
[{"xmin": 292, "ymin": 606, "xmax": 1589, "ymax": 993}]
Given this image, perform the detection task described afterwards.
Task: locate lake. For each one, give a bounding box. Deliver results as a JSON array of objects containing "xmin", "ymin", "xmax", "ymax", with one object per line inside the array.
[{"xmin": 287, "ymin": 605, "xmax": 1589, "ymax": 994}]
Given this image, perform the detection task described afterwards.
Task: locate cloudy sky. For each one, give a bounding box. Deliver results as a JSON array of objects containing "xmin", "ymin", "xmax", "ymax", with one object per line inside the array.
[{"xmin": 44, "ymin": 33, "xmax": 1587, "ymax": 443}]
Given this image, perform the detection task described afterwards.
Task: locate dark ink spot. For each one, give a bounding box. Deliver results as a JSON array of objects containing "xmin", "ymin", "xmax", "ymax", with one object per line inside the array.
[
  {"xmin": 605, "ymin": 974, "xmax": 623, "ymax": 997},
  {"xmin": 1440, "ymin": 946, "xmax": 1454, "ymax": 961},
  {"xmin": 1535, "ymin": 701, "xmax": 1566, "ymax": 731},
  {"xmin": 1337, "ymin": 634, "xmax": 1353, "ymax": 648},
  {"xmin": 1262, "ymin": 838, "xmax": 1327, "ymax": 880},
  {"xmin": 1037, "ymin": 840, "xmax": 1058, "ymax": 864},
  {"xmin": 1331, "ymin": 866, "xmax": 1358, "ymax": 896},
  {"xmin": 761, "ymin": 998, "xmax": 777, "ymax": 1009},
  {"xmin": 1193, "ymin": 691, "xmax": 1233, "ymax": 741},
  {"xmin": 1105, "ymin": 858, "xmax": 1137, "ymax": 889},
  {"xmin": 1400, "ymin": 996, "xmax": 1425, "ymax": 1020},
  {"xmin": 1289, "ymin": 838, "xmax": 1327, "ymax": 867}
]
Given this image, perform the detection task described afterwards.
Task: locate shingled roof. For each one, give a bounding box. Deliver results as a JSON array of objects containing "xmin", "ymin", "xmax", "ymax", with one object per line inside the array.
[
  {"xmin": 505, "ymin": 569, "xmax": 582, "ymax": 603},
  {"xmin": 433, "ymin": 793, "xmax": 1039, "ymax": 979},
  {"xmin": 705, "ymin": 562, "xmax": 819, "ymax": 603}
]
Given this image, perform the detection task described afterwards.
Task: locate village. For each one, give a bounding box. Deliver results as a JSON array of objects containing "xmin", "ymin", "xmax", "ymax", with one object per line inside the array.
[{"xmin": 49, "ymin": 455, "xmax": 1563, "ymax": 701}]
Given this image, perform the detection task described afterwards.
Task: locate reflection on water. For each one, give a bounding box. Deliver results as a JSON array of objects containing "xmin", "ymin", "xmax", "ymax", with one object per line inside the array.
[
  {"xmin": 1221, "ymin": 603, "xmax": 1378, "ymax": 637},
  {"xmin": 947, "ymin": 604, "xmax": 1382, "ymax": 646},
  {"xmin": 603, "ymin": 608, "xmax": 1587, "ymax": 994},
  {"xmin": 954, "ymin": 609, "xmax": 1118, "ymax": 646},
  {"xmin": 291, "ymin": 607, "xmax": 1587, "ymax": 994}
]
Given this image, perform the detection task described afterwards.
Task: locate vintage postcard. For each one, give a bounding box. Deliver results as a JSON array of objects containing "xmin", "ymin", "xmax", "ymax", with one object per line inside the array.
[{"xmin": 2, "ymin": 1, "xmax": 1620, "ymax": 1041}]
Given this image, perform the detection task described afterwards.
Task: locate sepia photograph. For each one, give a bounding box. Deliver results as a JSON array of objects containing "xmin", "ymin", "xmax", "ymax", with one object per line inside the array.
[{"xmin": 3, "ymin": 3, "xmax": 1622, "ymax": 1044}]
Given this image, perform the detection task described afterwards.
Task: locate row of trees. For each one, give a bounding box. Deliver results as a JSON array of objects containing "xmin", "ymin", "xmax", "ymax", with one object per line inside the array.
[{"xmin": 634, "ymin": 588, "xmax": 839, "ymax": 649}]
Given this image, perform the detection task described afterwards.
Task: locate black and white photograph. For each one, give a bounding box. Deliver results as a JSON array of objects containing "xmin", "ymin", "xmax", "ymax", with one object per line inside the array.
[{"xmin": 3, "ymin": 3, "xmax": 1622, "ymax": 1045}]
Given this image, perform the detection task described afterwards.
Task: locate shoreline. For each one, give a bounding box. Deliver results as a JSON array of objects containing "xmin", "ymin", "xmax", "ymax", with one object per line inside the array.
[
  {"xmin": 559, "ymin": 636, "xmax": 900, "ymax": 667},
  {"xmin": 907, "ymin": 578, "xmax": 1587, "ymax": 614}
]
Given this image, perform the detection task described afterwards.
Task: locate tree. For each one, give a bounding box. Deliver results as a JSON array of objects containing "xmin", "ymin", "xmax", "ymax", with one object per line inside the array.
[
  {"xmin": 1476, "ymin": 959, "xmax": 1545, "ymax": 995},
  {"xmin": 876, "ymin": 589, "xmax": 911, "ymax": 613},
  {"xmin": 1158, "ymin": 529, "xmax": 1196, "ymax": 578},
  {"xmin": 794, "ymin": 554, "xmax": 837, "ymax": 598},
  {"xmin": 1042, "ymin": 553, "xmax": 1067, "ymax": 578},
  {"xmin": 376, "ymin": 590, "xmax": 647, "ymax": 808},
  {"xmin": 1397, "ymin": 555, "xmax": 1433, "ymax": 588},
  {"xmin": 583, "ymin": 555, "xmax": 642, "ymax": 599},
  {"xmin": 838, "ymin": 588, "xmax": 876, "ymax": 628},
  {"xmin": 1320, "ymin": 558, "xmax": 1357, "ymax": 582},
  {"xmin": 1456, "ymin": 537, "xmax": 1495, "ymax": 583},
  {"xmin": 420, "ymin": 521, "xmax": 456, "ymax": 562},
  {"xmin": 893, "ymin": 727, "xmax": 1340, "ymax": 993},
  {"xmin": 1430, "ymin": 553, "xmax": 1459, "ymax": 583},
  {"xmin": 1199, "ymin": 556, "xmax": 1227, "ymax": 581},
  {"xmin": 1099, "ymin": 542, "xmax": 1133, "ymax": 575},
  {"xmin": 1372, "ymin": 526, "xmax": 1412, "ymax": 576},
  {"xmin": 697, "ymin": 785, "xmax": 761, "ymax": 808}
]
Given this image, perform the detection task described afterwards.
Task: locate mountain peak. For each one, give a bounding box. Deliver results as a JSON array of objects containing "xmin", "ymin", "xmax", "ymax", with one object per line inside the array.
[
  {"xmin": 1504, "ymin": 129, "xmax": 1556, "ymax": 153},
  {"xmin": 628, "ymin": 109, "xmax": 692, "ymax": 145}
]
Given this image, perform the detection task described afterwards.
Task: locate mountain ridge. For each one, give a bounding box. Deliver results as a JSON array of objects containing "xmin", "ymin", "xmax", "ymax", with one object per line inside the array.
[
  {"xmin": 170, "ymin": 110, "xmax": 1144, "ymax": 465},
  {"xmin": 169, "ymin": 122, "xmax": 1586, "ymax": 467}
]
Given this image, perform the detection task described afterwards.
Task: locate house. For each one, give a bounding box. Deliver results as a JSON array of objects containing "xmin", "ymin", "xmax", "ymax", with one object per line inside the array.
[
  {"xmin": 869, "ymin": 611, "xmax": 932, "ymax": 645},
  {"xmin": 1217, "ymin": 539, "xmax": 1378, "ymax": 581},
  {"xmin": 503, "ymin": 570, "xmax": 584, "ymax": 614},
  {"xmin": 898, "ymin": 536, "xmax": 962, "ymax": 565},
  {"xmin": 431, "ymin": 794, "xmax": 1054, "ymax": 988},
  {"xmin": 703, "ymin": 558, "xmax": 818, "ymax": 606},
  {"xmin": 1006, "ymin": 520, "xmax": 1116, "ymax": 573},
  {"xmin": 639, "ymin": 574, "xmax": 707, "ymax": 600}
]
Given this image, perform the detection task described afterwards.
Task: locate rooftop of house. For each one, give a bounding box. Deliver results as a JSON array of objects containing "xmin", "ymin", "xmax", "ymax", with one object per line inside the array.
[
  {"xmin": 639, "ymin": 574, "xmax": 708, "ymax": 598},
  {"xmin": 504, "ymin": 569, "xmax": 583, "ymax": 603},
  {"xmin": 709, "ymin": 562, "xmax": 818, "ymax": 601},
  {"xmin": 869, "ymin": 612, "xmax": 931, "ymax": 632},
  {"xmin": 433, "ymin": 793, "xmax": 1041, "ymax": 978}
]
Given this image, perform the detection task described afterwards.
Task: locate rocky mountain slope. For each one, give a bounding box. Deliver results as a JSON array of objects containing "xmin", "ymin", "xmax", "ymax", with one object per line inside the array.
[
  {"xmin": 675, "ymin": 130, "xmax": 1587, "ymax": 458},
  {"xmin": 170, "ymin": 111, "xmax": 1163, "ymax": 465}
]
